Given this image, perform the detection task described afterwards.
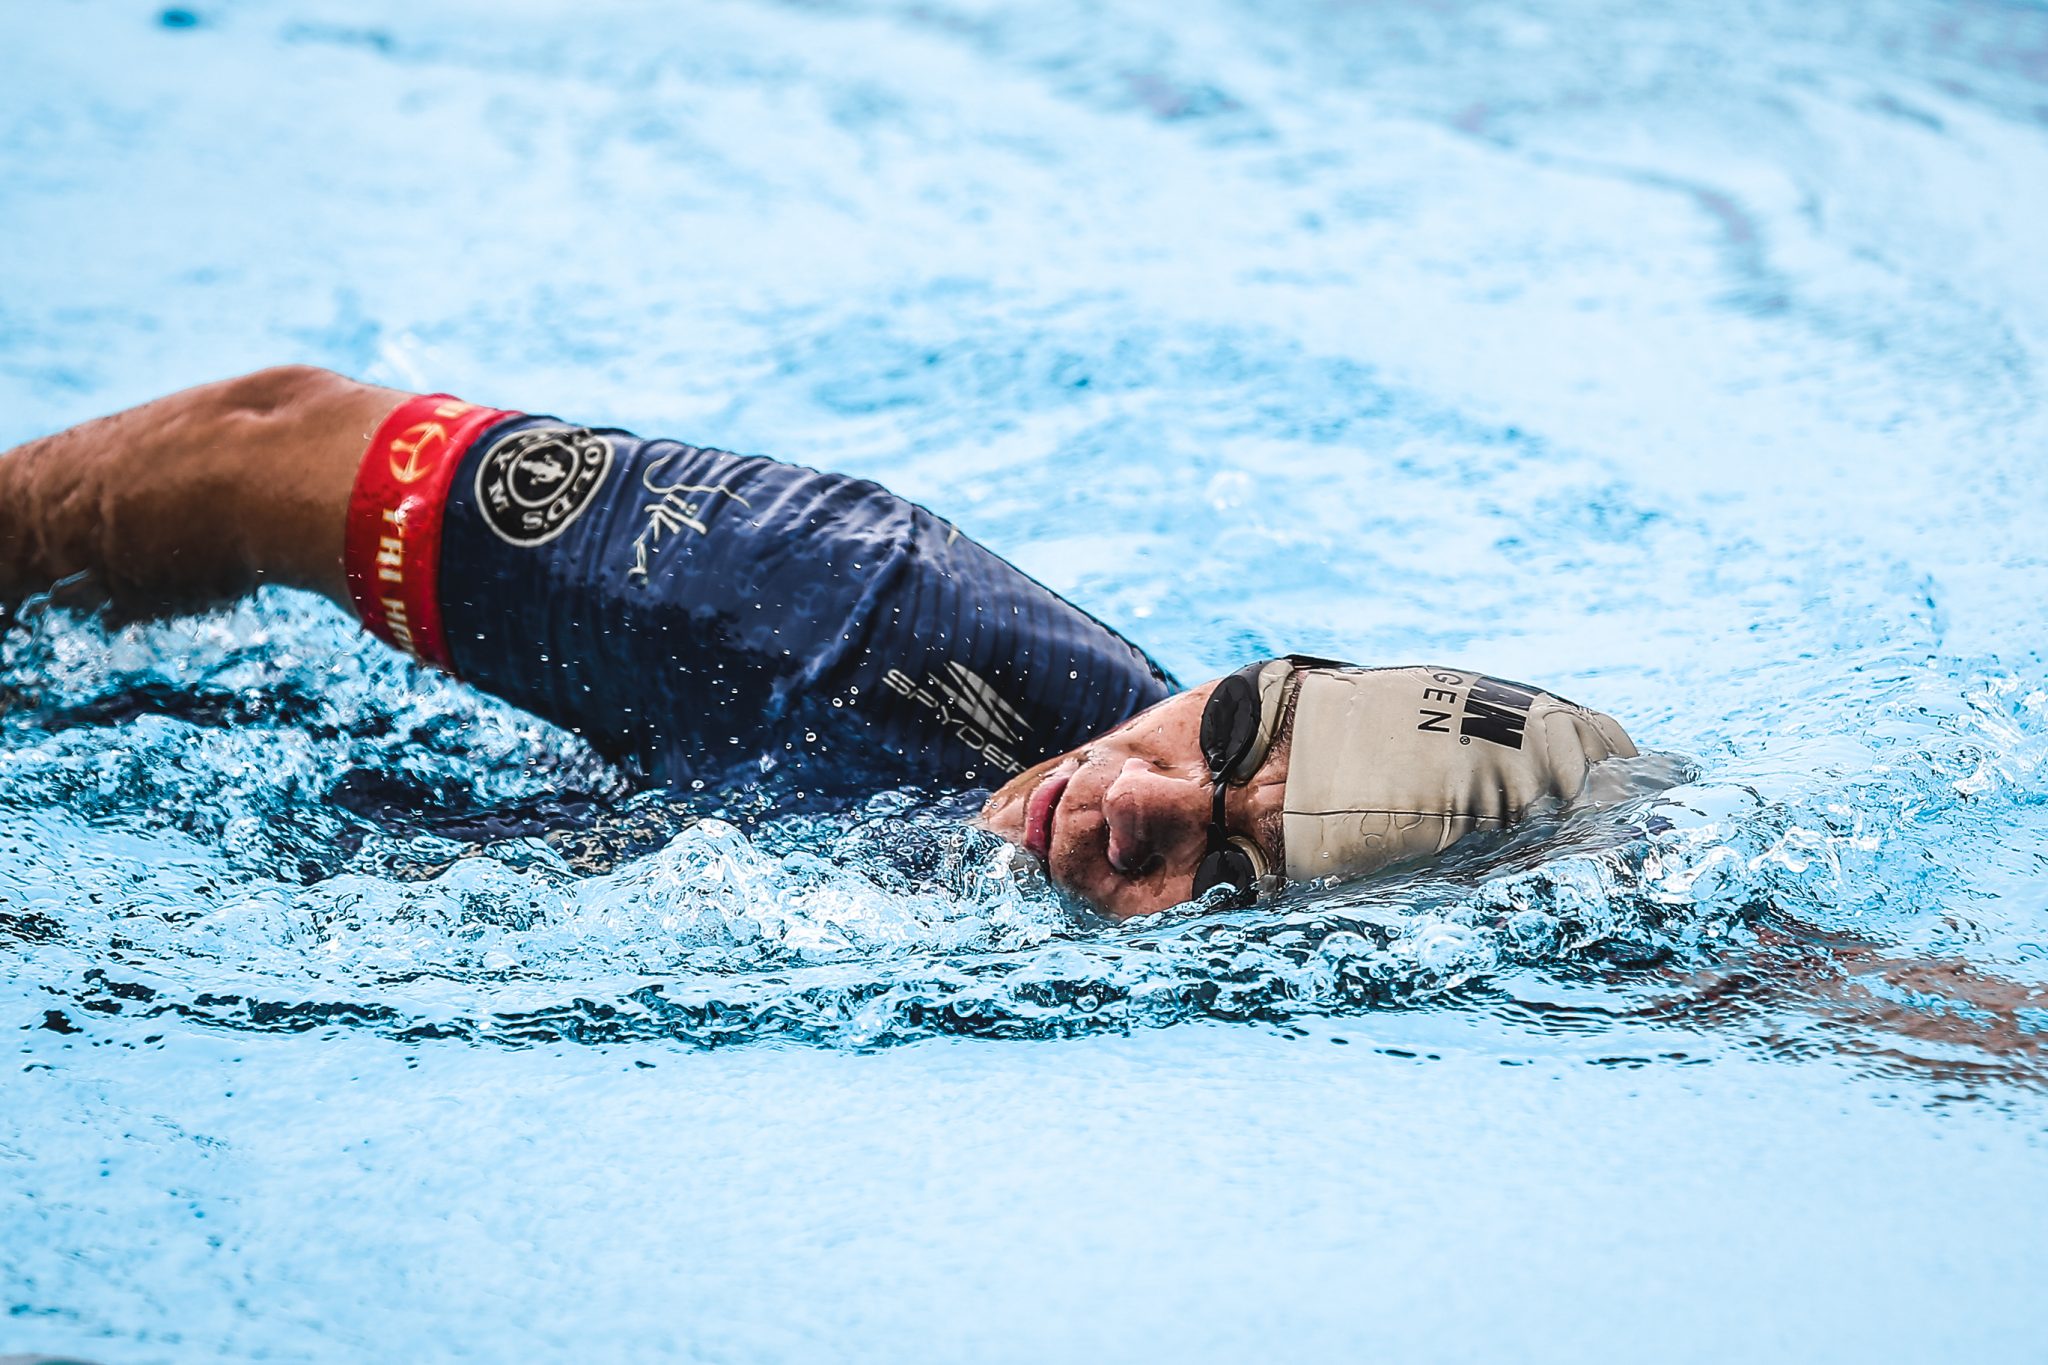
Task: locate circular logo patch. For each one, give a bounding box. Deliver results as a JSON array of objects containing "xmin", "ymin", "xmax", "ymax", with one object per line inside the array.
[{"xmin": 473, "ymin": 426, "xmax": 614, "ymax": 547}]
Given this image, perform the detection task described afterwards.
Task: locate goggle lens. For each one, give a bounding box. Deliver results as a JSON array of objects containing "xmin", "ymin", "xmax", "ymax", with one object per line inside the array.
[
  {"xmin": 1191, "ymin": 660, "xmax": 1284, "ymax": 906},
  {"xmin": 1193, "ymin": 842, "xmax": 1259, "ymax": 904},
  {"xmin": 1199, "ymin": 666, "xmax": 1267, "ymax": 781}
]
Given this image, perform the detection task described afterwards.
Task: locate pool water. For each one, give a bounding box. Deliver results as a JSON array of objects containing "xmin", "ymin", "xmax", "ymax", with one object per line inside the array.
[{"xmin": 5, "ymin": 0, "xmax": 2047, "ymax": 1359}]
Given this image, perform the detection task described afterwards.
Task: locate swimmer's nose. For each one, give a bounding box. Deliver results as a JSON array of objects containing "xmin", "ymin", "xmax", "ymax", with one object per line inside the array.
[{"xmin": 1101, "ymin": 757, "xmax": 1207, "ymax": 877}]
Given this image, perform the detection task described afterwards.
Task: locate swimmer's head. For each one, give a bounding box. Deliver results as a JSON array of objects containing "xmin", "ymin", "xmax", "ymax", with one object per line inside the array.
[{"xmin": 978, "ymin": 659, "xmax": 1637, "ymax": 919}]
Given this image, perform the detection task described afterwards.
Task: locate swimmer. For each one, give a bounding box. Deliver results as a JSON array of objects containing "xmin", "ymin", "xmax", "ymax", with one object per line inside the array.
[{"xmin": 0, "ymin": 367, "xmax": 1639, "ymax": 917}]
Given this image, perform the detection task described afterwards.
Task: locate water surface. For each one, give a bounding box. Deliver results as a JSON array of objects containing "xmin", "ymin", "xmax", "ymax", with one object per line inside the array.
[{"xmin": 4, "ymin": 0, "xmax": 2047, "ymax": 1359}]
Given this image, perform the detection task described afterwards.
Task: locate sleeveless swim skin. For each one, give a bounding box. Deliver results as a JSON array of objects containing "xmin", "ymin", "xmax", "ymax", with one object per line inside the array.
[{"xmin": 344, "ymin": 395, "xmax": 1177, "ymax": 794}]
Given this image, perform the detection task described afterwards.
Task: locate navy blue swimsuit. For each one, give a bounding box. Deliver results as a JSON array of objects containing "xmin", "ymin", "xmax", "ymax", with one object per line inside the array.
[{"xmin": 431, "ymin": 415, "xmax": 1177, "ymax": 793}]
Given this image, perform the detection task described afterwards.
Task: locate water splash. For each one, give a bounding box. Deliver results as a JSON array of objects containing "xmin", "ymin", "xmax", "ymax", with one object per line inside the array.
[{"xmin": 7, "ymin": 595, "xmax": 2041, "ymax": 1077}]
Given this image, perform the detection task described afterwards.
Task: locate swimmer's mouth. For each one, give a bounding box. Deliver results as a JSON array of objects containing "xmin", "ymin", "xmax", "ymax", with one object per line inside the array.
[{"xmin": 1023, "ymin": 760, "xmax": 1077, "ymax": 864}]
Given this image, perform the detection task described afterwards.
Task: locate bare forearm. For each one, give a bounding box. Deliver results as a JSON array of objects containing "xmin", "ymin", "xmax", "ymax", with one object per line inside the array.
[{"xmin": 0, "ymin": 366, "xmax": 409, "ymax": 616}]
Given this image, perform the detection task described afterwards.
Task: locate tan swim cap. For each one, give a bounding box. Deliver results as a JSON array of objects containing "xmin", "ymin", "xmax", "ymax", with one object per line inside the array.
[{"xmin": 1237, "ymin": 661, "xmax": 1638, "ymax": 884}]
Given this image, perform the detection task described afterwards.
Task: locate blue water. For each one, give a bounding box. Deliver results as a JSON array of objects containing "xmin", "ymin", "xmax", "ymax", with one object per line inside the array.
[{"xmin": 6, "ymin": 0, "xmax": 2048, "ymax": 1359}]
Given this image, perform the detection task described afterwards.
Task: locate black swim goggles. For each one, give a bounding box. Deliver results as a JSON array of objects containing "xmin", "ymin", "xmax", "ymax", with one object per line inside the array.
[{"xmin": 1191, "ymin": 658, "xmax": 1302, "ymax": 905}]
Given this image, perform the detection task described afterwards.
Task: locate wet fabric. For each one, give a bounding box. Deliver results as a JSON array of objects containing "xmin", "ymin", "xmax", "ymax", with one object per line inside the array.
[{"xmin": 432, "ymin": 414, "xmax": 1178, "ymax": 793}]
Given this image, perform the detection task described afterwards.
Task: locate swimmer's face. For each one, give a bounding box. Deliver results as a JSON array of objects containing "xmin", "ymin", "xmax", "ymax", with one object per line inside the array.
[{"xmin": 977, "ymin": 680, "xmax": 1290, "ymax": 920}]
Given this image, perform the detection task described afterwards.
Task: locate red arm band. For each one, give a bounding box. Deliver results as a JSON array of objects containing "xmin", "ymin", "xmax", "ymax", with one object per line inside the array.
[{"xmin": 343, "ymin": 393, "xmax": 519, "ymax": 673}]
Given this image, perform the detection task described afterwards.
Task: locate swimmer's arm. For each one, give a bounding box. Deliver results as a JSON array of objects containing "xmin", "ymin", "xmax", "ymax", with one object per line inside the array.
[
  {"xmin": 1676, "ymin": 923, "xmax": 2048, "ymax": 1071},
  {"xmin": 1788, "ymin": 933, "xmax": 2048, "ymax": 1062},
  {"xmin": 0, "ymin": 366, "xmax": 410, "ymax": 618}
]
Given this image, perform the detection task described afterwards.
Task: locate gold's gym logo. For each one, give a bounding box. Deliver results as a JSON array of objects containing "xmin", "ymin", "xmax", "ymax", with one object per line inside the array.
[{"xmin": 475, "ymin": 426, "xmax": 615, "ymax": 547}]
